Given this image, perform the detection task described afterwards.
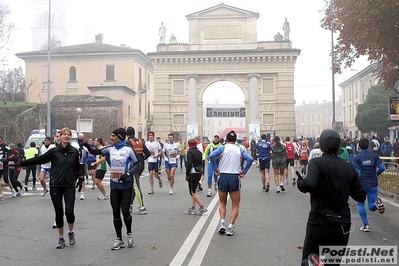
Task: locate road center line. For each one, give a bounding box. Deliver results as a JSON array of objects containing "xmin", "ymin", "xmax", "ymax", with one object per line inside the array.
[{"xmin": 169, "ymin": 193, "xmax": 220, "ymax": 266}]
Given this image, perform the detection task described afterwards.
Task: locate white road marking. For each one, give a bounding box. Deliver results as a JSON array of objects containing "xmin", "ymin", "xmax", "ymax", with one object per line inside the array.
[{"xmin": 169, "ymin": 193, "xmax": 221, "ymax": 266}]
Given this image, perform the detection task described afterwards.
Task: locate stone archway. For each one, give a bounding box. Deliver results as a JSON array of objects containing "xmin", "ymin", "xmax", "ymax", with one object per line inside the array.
[{"xmin": 148, "ymin": 4, "xmax": 300, "ymax": 140}]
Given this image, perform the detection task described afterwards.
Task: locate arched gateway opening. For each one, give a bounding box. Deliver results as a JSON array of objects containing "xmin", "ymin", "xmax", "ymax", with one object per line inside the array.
[
  {"xmin": 202, "ymin": 81, "xmax": 245, "ymax": 142},
  {"xmin": 148, "ymin": 4, "xmax": 300, "ymax": 141}
]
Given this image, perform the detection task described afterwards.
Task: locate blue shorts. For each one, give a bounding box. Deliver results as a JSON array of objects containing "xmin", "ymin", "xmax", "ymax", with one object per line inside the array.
[
  {"xmin": 148, "ymin": 162, "xmax": 159, "ymax": 172},
  {"xmin": 40, "ymin": 167, "xmax": 51, "ymax": 174},
  {"xmin": 217, "ymin": 173, "xmax": 240, "ymax": 192},
  {"xmin": 165, "ymin": 161, "xmax": 177, "ymax": 169},
  {"xmin": 259, "ymin": 158, "xmax": 271, "ymax": 170}
]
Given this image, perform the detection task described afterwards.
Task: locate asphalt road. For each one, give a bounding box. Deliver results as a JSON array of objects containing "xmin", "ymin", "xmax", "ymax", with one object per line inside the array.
[{"xmin": 1, "ymin": 165, "xmax": 398, "ymax": 266}]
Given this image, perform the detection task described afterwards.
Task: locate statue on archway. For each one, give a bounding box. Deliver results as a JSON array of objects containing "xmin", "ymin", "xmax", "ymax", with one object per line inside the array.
[
  {"xmin": 283, "ymin": 18, "xmax": 290, "ymax": 41},
  {"xmin": 159, "ymin": 22, "xmax": 166, "ymax": 43},
  {"xmin": 274, "ymin": 32, "xmax": 283, "ymax": 41}
]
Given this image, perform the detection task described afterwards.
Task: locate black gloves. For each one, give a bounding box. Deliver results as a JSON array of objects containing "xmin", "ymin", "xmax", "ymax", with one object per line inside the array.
[
  {"xmin": 295, "ymin": 171, "xmax": 303, "ymax": 181},
  {"xmin": 119, "ymin": 173, "xmax": 130, "ymax": 183},
  {"xmin": 79, "ymin": 141, "xmax": 90, "ymax": 148}
]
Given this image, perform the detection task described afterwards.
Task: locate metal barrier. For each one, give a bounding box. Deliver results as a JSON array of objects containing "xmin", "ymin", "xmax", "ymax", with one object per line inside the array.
[{"xmin": 379, "ymin": 157, "xmax": 399, "ymax": 196}]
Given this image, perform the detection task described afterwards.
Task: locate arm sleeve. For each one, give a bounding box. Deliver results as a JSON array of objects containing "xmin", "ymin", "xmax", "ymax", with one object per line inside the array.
[
  {"xmin": 209, "ymin": 146, "xmax": 223, "ymax": 170},
  {"xmin": 241, "ymin": 150, "xmax": 254, "ymax": 174},
  {"xmin": 297, "ymin": 160, "xmax": 319, "ymax": 193},
  {"xmin": 203, "ymin": 145, "xmax": 210, "ymax": 160}
]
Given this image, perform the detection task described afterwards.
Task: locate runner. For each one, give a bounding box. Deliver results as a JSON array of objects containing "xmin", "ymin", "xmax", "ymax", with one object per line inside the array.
[
  {"xmin": 21, "ymin": 128, "xmax": 80, "ymax": 249},
  {"xmin": 91, "ymin": 138, "xmax": 109, "ymax": 200},
  {"xmin": 162, "ymin": 133, "xmax": 181, "ymax": 195},
  {"xmin": 184, "ymin": 138, "xmax": 208, "ymax": 215},
  {"xmin": 145, "ymin": 131, "xmax": 163, "ymax": 195},
  {"xmin": 202, "ymin": 134, "xmax": 221, "ymax": 197},
  {"xmin": 210, "ymin": 131, "xmax": 253, "ymax": 236},
  {"xmin": 256, "ymin": 134, "xmax": 272, "ymax": 192},
  {"xmin": 81, "ymin": 128, "xmax": 139, "ymax": 250}
]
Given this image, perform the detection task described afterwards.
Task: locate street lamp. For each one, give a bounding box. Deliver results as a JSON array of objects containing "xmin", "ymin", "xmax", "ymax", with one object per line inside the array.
[{"xmin": 76, "ymin": 107, "xmax": 82, "ymax": 133}]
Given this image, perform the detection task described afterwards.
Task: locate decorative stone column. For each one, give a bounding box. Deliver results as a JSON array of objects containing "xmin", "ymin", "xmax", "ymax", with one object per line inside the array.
[
  {"xmin": 186, "ymin": 74, "xmax": 199, "ymax": 123},
  {"xmin": 247, "ymin": 74, "xmax": 261, "ymax": 121}
]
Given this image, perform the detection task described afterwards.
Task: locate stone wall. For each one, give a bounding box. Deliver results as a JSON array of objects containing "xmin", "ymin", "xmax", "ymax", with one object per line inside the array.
[{"xmin": 0, "ymin": 100, "xmax": 122, "ymax": 144}]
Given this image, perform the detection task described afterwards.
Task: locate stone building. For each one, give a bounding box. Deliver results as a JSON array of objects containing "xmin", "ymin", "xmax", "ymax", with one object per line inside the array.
[
  {"xmin": 16, "ymin": 34, "xmax": 154, "ymax": 139},
  {"xmin": 148, "ymin": 3, "xmax": 300, "ymax": 140}
]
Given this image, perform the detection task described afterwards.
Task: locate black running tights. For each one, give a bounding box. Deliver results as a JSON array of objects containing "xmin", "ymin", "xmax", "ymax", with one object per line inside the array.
[
  {"xmin": 111, "ymin": 187, "xmax": 133, "ymax": 240},
  {"xmin": 50, "ymin": 187, "xmax": 76, "ymax": 228}
]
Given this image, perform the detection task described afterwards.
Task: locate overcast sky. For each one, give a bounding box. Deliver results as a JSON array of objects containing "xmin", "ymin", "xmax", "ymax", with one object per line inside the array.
[{"xmin": 5, "ymin": 0, "xmax": 369, "ymax": 105}]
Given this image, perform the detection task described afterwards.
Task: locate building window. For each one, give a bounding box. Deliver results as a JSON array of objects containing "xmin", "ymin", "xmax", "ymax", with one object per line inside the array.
[
  {"xmin": 262, "ymin": 78, "xmax": 274, "ymax": 94},
  {"xmin": 106, "ymin": 65, "xmax": 115, "ymax": 80},
  {"xmin": 342, "ymin": 88, "xmax": 345, "ymax": 103},
  {"xmin": 173, "ymin": 80, "xmax": 184, "ymax": 95},
  {"xmin": 263, "ymin": 113, "xmax": 274, "ymax": 125},
  {"xmin": 147, "ymin": 74, "xmax": 150, "ymax": 91},
  {"xmin": 69, "ymin": 66, "xmax": 76, "ymax": 82},
  {"xmin": 139, "ymin": 98, "xmax": 142, "ymax": 115},
  {"xmin": 355, "ymin": 83, "xmax": 358, "ymax": 98},
  {"xmin": 173, "ymin": 114, "xmax": 185, "ymax": 125}
]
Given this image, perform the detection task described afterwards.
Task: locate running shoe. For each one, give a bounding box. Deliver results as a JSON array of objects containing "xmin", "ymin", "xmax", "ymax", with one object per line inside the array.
[
  {"xmin": 280, "ymin": 184, "xmax": 285, "ymax": 192},
  {"xmin": 219, "ymin": 221, "xmax": 226, "ymax": 234},
  {"xmin": 127, "ymin": 233, "xmax": 135, "ymax": 248},
  {"xmin": 376, "ymin": 197, "xmax": 385, "ymax": 214},
  {"xmin": 16, "ymin": 190, "xmax": 21, "ymax": 197},
  {"xmin": 285, "ymin": 179, "xmax": 289, "ymax": 185},
  {"xmin": 41, "ymin": 188, "xmax": 49, "ymax": 197},
  {"xmin": 292, "ymin": 177, "xmax": 296, "ymax": 185},
  {"xmin": 133, "ymin": 207, "xmax": 148, "ymax": 215},
  {"xmin": 0, "ymin": 194, "xmax": 4, "ymax": 201},
  {"xmin": 360, "ymin": 225, "xmax": 370, "ymax": 232},
  {"xmin": 159, "ymin": 178, "xmax": 163, "ymax": 188},
  {"xmin": 11, "ymin": 189, "xmax": 16, "ymax": 198},
  {"xmin": 32, "ymin": 187, "xmax": 37, "ymax": 191},
  {"xmin": 80, "ymin": 192, "xmax": 84, "ymax": 200},
  {"xmin": 226, "ymin": 226, "xmax": 235, "ymax": 236},
  {"xmin": 56, "ymin": 237, "xmax": 65, "ymax": 249},
  {"xmin": 68, "ymin": 231, "xmax": 76, "ymax": 245},
  {"xmin": 184, "ymin": 207, "xmax": 196, "ymax": 215},
  {"xmin": 262, "ymin": 186, "xmax": 266, "ymax": 192},
  {"xmin": 24, "ymin": 185, "xmax": 28, "ymax": 191},
  {"xmin": 265, "ymin": 183, "xmax": 270, "ymax": 192},
  {"xmin": 207, "ymin": 190, "xmax": 213, "ymax": 197},
  {"xmin": 198, "ymin": 206, "xmax": 208, "ymax": 215},
  {"xmin": 97, "ymin": 194, "xmax": 109, "ymax": 200},
  {"xmin": 91, "ymin": 184, "xmax": 96, "ymax": 190},
  {"xmin": 20, "ymin": 189, "xmax": 25, "ymax": 196},
  {"xmin": 148, "ymin": 189, "xmax": 154, "ymax": 195},
  {"xmin": 111, "ymin": 238, "xmax": 125, "ymax": 250},
  {"xmin": 169, "ymin": 188, "xmax": 174, "ymax": 195},
  {"xmin": 308, "ymin": 253, "xmax": 324, "ymax": 266},
  {"xmin": 276, "ymin": 187, "xmax": 280, "ymax": 193}
]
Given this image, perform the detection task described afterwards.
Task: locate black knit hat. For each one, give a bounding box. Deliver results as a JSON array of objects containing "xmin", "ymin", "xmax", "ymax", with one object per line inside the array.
[
  {"xmin": 319, "ymin": 129, "xmax": 340, "ymax": 155},
  {"xmin": 112, "ymin": 128, "xmax": 127, "ymax": 141},
  {"xmin": 126, "ymin": 126, "xmax": 135, "ymax": 137},
  {"xmin": 226, "ymin": 130, "xmax": 237, "ymax": 142}
]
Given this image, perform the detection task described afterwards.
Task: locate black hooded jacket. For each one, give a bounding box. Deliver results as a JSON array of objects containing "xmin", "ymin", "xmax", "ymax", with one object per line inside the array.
[
  {"xmin": 297, "ymin": 153, "xmax": 366, "ymax": 225},
  {"xmin": 22, "ymin": 143, "xmax": 80, "ymax": 188}
]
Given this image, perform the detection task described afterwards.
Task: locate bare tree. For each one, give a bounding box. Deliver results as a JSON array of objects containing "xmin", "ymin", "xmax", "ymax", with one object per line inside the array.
[
  {"xmin": 41, "ymin": 35, "xmax": 60, "ymax": 50},
  {"xmin": 0, "ymin": 66, "xmax": 27, "ymax": 103},
  {"xmin": 0, "ymin": 2, "xmax": 15, "ymax": 66}
]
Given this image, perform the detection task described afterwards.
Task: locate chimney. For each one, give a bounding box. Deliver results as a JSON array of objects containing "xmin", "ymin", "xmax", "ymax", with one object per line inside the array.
[
  {"xmin": 56, "ymin": 41, "xmax": 62, "ymax": 48},
  {"xmin": 95, "ymin": 34, "xmax": 103, "ymax": 45}
]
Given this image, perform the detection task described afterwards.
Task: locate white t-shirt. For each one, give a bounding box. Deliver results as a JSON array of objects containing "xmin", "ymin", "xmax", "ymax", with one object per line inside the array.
[
  {"xmin": 145, "ymin": 140, "xmax": 161, "ymax": 163},
  {"xmin": 163, "ymin": 142, "xmax": 181, "ymax": 164},
  {"xmin": 40, "ymin": 145, "xmax": 52, "ymax": 168}
]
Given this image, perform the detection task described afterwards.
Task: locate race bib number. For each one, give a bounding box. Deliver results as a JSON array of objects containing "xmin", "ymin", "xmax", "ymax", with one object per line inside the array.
[
  {"xmin": 169, "ymin": 150, "xmax": 177, "ymax": 158},
  {"xmin": 110, "ymin": 166, "xmax": 125, "ymax": 183}
]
